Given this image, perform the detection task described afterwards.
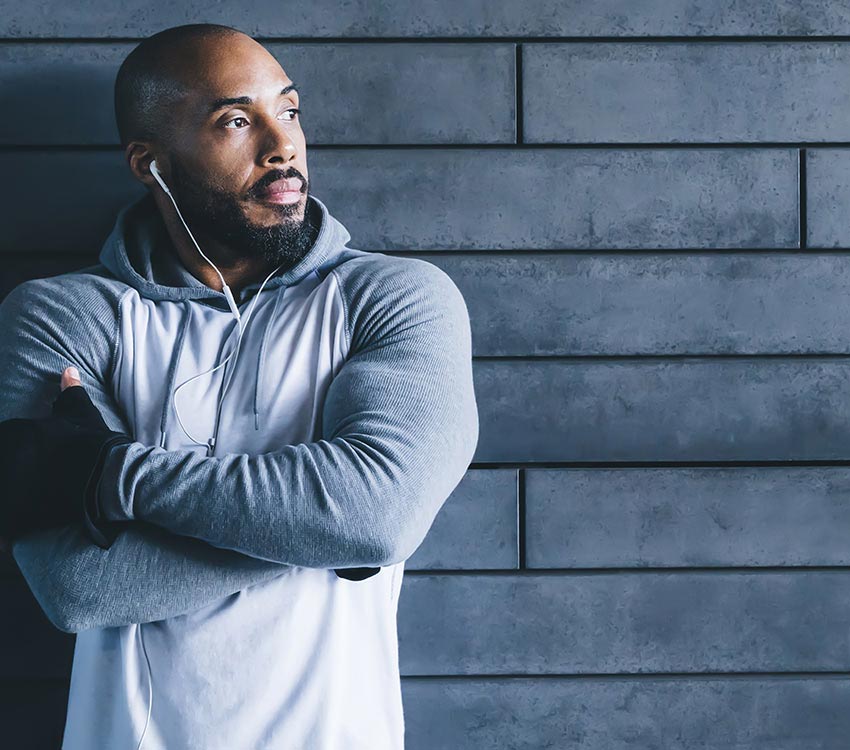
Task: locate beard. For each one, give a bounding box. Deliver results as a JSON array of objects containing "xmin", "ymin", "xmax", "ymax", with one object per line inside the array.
[{"xmin": 168, "ymin": 158, "xmax": 319, "ymax": 271}]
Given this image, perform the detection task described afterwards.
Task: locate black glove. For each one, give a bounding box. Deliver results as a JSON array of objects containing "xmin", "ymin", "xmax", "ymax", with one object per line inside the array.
[{"xmin": 0, "ymin": 384, "xmax": 133, "ymax": 548}]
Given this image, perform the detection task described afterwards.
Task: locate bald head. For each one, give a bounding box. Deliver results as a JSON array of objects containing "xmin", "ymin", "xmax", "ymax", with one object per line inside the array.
[
  {"xmin": 114, "ymin": 23, "xmax": 248, "ymax": 149},
  {"xmin": 118, "ymin": 22, "xmax": 310, "ymax": 279}
]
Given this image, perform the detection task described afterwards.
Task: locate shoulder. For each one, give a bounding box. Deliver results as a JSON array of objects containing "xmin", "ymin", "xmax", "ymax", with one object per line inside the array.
[
  {"xmin": 330, "ymin": 250, "xmax": 459, "ymax": 298},
  {"xmin": 3, "ymin": 263, "xmax": 129, "ymax": 318},
  {"xmin": 329, "ymin": 251, "xmax": 470, "ymax": 349},
  {"xmin": 0, "ymin": 263, "xmax": 131, "ymax": 362}
]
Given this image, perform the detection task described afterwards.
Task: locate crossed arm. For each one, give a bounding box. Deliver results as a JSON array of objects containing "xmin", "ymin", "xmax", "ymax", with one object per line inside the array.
[
  {"xmin": 2, "ymin": 258, "xmax": 479, "ymax": 632},
  {"xmin": 0, "ymin": 279, "xmax": 291, "ymax": 632}
]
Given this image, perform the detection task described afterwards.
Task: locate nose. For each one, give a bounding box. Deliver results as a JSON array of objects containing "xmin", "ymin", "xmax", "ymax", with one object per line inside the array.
[{"xmin": 260, "ymin": 118, "xmax": 298, "ymax": 166}]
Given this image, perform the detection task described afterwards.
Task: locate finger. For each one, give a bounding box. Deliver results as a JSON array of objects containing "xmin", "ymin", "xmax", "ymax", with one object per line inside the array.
[{"xmin": 60, "ymin": 365, "xmax": 82, "ymax": 392}]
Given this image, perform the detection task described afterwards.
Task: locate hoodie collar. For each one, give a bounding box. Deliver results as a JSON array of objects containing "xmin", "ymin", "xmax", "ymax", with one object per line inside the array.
[
  {"xmin": 98, "ymin": 190, "xmax": 352, "ymax": 307},
  {"xmin": 103, "ymin": 190, "xmax": 356, "ymax": 452}
]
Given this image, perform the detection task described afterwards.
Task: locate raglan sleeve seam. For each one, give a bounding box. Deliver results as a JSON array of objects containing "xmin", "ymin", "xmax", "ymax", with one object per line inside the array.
[
  {"xmin": 107, "ymin": 289, "xmax": 126, "ymax": 394},
  {"xmin": 329, "ymin": 266, "xmax": 353, "ymax": 352}
]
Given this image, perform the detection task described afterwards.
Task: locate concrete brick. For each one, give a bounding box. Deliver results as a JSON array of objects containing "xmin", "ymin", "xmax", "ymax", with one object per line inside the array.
[
  {"xmin": 2, "ymin": 1, "xmax": 849, "ymax": 38},
  {"xmin": 401, "ymin": 676, "xmax": 850, "ymax": 750},
  {"xmin": 525, "ymin": 43, "xmax": 850, "ymax": 143},
  {"xmin": 406, "ymin": 469, "xmax": 517, "ymax": 570},
  {"xmin": 473, "ymin": 358, "xmax": 850, "ymax": 462},
  {"xmin": 398, "ymin": 572, "xmax": 850, "ymax": 673},
  {"xmin": 426, "ymin": 252, "xmax": 850, "ymax": 356},
  {"xmin": 526, "ymin": 467, "xmax": 850, "ymax": 567},
  {"xmin": 0, "ymin": 42, "xmax": 514, "ymax": 145},
  {"xmin": 806, "ymin": 148, "xmax": 850, "ymax": 247},
  {"xmin": 12, "ymin": 251, "xmax": 850, "ymax": 359},
  {"xmin": 0, "ymin": 149, "xmax": 798, "ymax": 253}
]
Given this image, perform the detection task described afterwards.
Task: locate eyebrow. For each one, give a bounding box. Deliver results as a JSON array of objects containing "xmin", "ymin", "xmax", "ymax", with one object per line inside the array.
[{"xmin": 207, "ymin": 83, "xmax": 299, "ymax": 115}]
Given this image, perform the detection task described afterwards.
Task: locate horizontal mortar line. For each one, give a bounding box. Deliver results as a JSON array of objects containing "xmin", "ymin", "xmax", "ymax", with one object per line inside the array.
[
  {"xmin": 7, "ymin": 566, "xmax": 850, "ymax": 581},
  {"xmin": 403, "ymin": 566, "xmax": 850, "ymax": 575},
  {"xmin": 6, "ymin": 35, "xmax": 850, "ymax": 44},
  {"xmin": 6, "ymin": 248, "xmax": 842, "ymax": 261},
  {"xmin": 6, "ymin": 248, "xmax": 839, "ymax": 257},
  {"xmin": 508, "ymin": 142, "xmax": 850, "ymax": 149},
  {"xmin": 393, "ymin": 248, "xmax": 850, "ymax": 256},
  {"xmin": 400, "ymin": 671, "xmax": 850, "ymax": 680},
  {"xmin": 470, "ymin": 353, "xmax": 850, "ymax": 361},
  {"xmin": 1, "ymin": 248, "xmax": 845, "ymax": 260},
  {"xmin": 0, "ymin": 142, "xmax": 845, "ymax": 151},
  {"xmin": 469, "ymin": 459, "xmax": 850, "ymax": 469}
]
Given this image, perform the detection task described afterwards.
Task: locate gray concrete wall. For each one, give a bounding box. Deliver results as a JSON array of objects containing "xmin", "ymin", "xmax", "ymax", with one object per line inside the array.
[{"xmin": 2, "ymin": 3, "xmax": 850, "ymax": 748}]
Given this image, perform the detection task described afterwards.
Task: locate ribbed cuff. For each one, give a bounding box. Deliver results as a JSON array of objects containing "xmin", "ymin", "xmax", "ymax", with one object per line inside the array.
[{"xmin": 82, "ymin": 433, "xmax": 134, "ymax": 549}]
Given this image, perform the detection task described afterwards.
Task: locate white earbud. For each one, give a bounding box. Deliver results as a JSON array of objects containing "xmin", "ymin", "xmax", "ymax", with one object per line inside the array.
[{"xmin": 149, "ymin": 159, "xmax": 171, "ymax": 195}]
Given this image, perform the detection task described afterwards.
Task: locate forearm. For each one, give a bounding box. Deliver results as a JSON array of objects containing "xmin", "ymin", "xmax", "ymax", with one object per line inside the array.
[
  {"xmin": 99, "ymin": 369, "xmax": 476, "ymax": 567},
  {"xmin": 97, "ymin": 260, "xmax": 480, "ymax": 566},
  {"xmin": 12, "ymin": 520, "xmax": 290, "ymax": 633}
]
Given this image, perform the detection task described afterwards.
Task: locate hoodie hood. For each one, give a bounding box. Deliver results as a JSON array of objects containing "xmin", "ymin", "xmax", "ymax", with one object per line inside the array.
[
  {"xmin": 98, "ymin": 189, "xmax": 357, "ymax": 450},
  {"xmin": 99, "ymin": 189, "xmax": 353, "ymax": 308}
]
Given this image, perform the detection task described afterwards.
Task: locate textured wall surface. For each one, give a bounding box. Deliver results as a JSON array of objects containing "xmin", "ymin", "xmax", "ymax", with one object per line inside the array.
[{"xmin": 2, "ymin": 3, "xmax": 850, "ymax": 748}]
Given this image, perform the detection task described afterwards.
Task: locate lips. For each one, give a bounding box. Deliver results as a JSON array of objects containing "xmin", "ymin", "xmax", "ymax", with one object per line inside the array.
[
  {"xmin": 260, "ymin": 177, "xmax": 303, "ymax": 197},
  {"xmin": 255, "ymin": 176, "xmax": 304, "ymax": 206},
  {"xmin": 264, "ymin": 177, "xmax": 304, "ymax": 195}
]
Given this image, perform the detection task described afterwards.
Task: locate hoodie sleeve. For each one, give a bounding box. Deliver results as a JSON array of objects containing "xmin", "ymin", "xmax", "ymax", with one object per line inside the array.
[
  {"xmin": 97, "ymin": 255, "xmax": 480, "ymax": 567},
  {"xmin": 0, "ymin": 277, "xmax": 291, "ymax": 633}
]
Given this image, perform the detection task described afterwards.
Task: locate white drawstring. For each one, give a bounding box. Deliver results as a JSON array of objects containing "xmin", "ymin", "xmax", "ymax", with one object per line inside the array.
[
  {"xmin": 156, "ymin": 168, "xmax": 284, "ymax": 449},
  {"xmin": 170, "ymin": 260, "xmax": 283, "ymax": 448},
  {"xmin": 138, "ymin": 162, "xmax": 285, "ymax": 748},
  {"xmin": 134, "ymin": 623, "xmax": 153, "ymax": 749}
]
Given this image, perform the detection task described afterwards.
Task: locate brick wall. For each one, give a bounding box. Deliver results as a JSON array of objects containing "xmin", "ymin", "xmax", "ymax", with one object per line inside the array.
[{"xmin": 3, "ymin": 3, "xmax": 850, "ymax": 747}]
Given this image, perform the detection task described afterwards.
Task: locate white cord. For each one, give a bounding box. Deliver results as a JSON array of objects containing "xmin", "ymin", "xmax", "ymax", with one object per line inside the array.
[
  {"xmin": 158, "ymin": 171, "xmax": 284, "ymax": 448},
  {"xmin": 135, "ymin": 623, "xmax": 153, "ymax": 750},
  {"xmin": 165, "ymin": 182, "xmax": 231, "ymax": 309},
  {"xmin": 171, "ymin": 260, "xmax": 282, "ymax": 446},
  {"xmin": 138, "ymin": 166, "xmax": 285, "ymax": 749}
]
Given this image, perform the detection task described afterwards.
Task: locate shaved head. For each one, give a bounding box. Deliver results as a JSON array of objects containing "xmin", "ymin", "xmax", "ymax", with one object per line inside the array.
[
  {"xmin": 114, "ymin": 23, "xmax": 246, "ymax": 148},
  {"xmin": 119, "ymin": 23, "xmax": 313, "ymax": 289}
]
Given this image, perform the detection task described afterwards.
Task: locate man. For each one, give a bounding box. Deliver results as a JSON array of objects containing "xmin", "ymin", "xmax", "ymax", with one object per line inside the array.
[{"xmin": 0, "ymin": 23, "xmax": 478, "ymax": 749}]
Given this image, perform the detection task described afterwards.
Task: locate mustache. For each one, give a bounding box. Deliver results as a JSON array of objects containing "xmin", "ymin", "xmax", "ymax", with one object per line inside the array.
[{"xmin": 248, "ymin": 168, "xmax": 308, "ymax": 197}]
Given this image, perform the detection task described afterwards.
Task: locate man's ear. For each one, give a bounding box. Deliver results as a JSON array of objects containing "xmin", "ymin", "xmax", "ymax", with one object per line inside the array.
[{"xmin": 126, "ymin": 143, "xmax": 160, "ymax": 189}]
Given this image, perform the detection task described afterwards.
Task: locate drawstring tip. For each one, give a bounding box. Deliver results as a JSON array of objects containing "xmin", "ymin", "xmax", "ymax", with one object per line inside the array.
[{"xmin": 254, "ymin": 412, "xmax": 259, "ymax": 430}]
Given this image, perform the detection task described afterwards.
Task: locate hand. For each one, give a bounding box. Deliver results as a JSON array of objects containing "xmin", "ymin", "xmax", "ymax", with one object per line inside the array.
[{"xmin": 0, "ymin": 366, "xmax": 133, "ymax": 545}]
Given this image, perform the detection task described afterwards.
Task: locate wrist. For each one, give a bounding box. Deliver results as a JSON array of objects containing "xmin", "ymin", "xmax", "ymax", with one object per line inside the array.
[{"xmin": 82, "ymin": 433, "xmax": 134, "ymax": 549}]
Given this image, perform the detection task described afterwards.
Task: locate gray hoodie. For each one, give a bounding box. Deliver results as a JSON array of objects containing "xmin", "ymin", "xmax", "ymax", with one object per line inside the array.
[{"xmin": 0, "ymin": 189, "xmax": 479, "ymax": 749}]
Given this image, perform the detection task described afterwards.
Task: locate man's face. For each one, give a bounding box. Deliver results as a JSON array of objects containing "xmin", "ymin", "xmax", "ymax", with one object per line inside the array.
[{"xmin": 161, "ymin": 35, "xmax": 313, "ymax": 267}]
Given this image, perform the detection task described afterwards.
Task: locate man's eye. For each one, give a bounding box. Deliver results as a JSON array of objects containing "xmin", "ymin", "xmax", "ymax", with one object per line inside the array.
[
  {"xmin": 224, "ymin": 117, "xmax": 249, "ymax": 129},
  {"xmin": 223, "ymin": 109, "xmax": 301, "ymax": 129}
]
